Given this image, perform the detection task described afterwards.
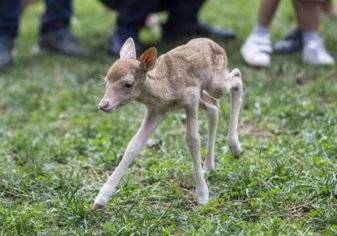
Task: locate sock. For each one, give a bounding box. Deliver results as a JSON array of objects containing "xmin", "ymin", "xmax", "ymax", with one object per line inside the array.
[
  {"xmin": 303, "ymin": 31, "xmax": 321, "ymax": 46},
  {"xmin": 252, "ymin": 23, "xmax": 269, "ymax": 36}
]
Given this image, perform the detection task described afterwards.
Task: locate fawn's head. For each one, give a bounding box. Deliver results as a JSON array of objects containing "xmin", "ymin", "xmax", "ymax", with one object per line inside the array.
[{"xmin": 99, "ymin": 38, "xmax": 157, "ymax": 112}]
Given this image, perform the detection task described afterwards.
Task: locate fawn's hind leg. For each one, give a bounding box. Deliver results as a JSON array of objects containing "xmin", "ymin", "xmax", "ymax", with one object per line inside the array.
[
  {"xmin": 226, "ymin": 69, "xmax": 243, "ymax": 158},
  {"xmin": 206, "ymin": 68, "xmax": 243, "ymax": 158},
  {"xmin": 200, "ymin": 92, "xmax": 219, "ymax": 171}
]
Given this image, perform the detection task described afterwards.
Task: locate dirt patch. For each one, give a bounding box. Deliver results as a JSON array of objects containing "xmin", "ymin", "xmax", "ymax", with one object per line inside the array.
[{"xmin": 241, "ymin": 120, "xmax": 272, "ymax": 143}]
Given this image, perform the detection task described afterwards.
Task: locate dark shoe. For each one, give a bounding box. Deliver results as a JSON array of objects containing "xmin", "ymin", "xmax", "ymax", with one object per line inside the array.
[
  {"xmin": 0, "ymin": 36, "xmax": 14, "ymax": 70},
  {"xmin": 163, "ymin": 21, "xmax": 236, "ymax": 40},
  {"xmin": 274, "ymin": 29, "xmax": 303, "ymax": 54},
  {"xmin": 39, "ymin": 29, "xmax": 90, "ymax": 58},
  {"xmin": 108, "ymin": 27, "xmax": 141, "ymax": 56}
]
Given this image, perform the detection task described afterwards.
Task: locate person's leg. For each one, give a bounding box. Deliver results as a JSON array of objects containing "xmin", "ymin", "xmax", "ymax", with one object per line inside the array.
[
  {"xmin": 165, "ymin": 0, "xmax": 204, "ymax": 26},
  {"xmin": 117, "ymin": 0, "xmax": 159, "ymax": 30},
  {"xmin": 0, "ymin": 0, "xmax": 21, "ymax": 69},
  {"xmin": 108, "ymin": 0, "xmax": 160, "ymax": 55},
  {"xmin": 40, "ymin": 0, "xmax": 72, "ymax": 34},
  {"xmin": 250, "ymin": 0, "xmax": 280, "ymax": 37},
  {"xmin": 38, "ymin": 0, "xmax": 90, "ymax": 58},
  {"xmin": 274, "ymin": 0, "xmax": 304, "ymax": 54},
  {"xmin": 0, "ymin": 0, "xmax": 21, "ymax": 39},
  {"xmin": 162, "ymin": 0, "xmax": 235, "ymax": 39},
  {"xmin": 295, "ymin": 0, "xmax": 334, "ymax": 64},
  {"xmin": 273, "ymin": 0, "xmax": 304, "ymax": 54},
  {"xmin": 294, "ymin": 0, "xmax": 319, "ymax": 32},
  {"xmin": 257, "ymin": 0, "xmax": 280, "ymax": 27},
  {"xmin": 241, "ymin": 0, "xmax": 280, "ymax": 67},
  {"xmin": 275, "ymin": 0, "xmax": 322, "ymax": 54}
]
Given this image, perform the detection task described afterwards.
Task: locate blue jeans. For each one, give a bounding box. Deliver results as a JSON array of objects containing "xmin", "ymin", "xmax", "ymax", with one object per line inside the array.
[{"xmin": 0, "ymin": 0, "xmax": 72, "ymax": 39}]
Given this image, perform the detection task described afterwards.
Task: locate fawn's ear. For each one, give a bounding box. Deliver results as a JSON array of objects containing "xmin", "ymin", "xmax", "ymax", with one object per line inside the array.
[
  {"xmin": 140, "ymin": 47, "xmax": 157, "ymax": 72},
  {"xmin": 120, "ymin": 38, "xmax": 136, "ymax": 59}
]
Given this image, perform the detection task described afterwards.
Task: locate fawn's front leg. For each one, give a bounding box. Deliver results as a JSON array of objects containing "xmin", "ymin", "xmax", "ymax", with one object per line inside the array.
[
  {"xmin": 93, "ymin": 109, "xmax": 164, "ymax": 209},
  {"xmin": 186, "ymin": 100, "xmax": 209, "ymax": 205}
]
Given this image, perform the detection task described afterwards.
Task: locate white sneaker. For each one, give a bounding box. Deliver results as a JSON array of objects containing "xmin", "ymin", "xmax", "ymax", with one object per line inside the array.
[
  {"xmin": 240, "ymin": 34, "xmax": 272, "ymax": 67},
  {"xmin": 303, "ymin": 39, "xmax": 335, "ymax": 65}
]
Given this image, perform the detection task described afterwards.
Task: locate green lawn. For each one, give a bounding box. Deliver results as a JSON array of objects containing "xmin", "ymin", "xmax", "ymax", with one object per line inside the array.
[{"xmin": 1, "ymin": 0, "xmax": 337, "ymax": 235}]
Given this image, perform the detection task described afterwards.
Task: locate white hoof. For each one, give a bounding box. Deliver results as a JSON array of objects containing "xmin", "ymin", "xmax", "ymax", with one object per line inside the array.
[
  {"xmin": 197, "ymin": 195, "xmax": 209, "ymax": 205},
  {"xmin": 229, "ymin": 143, "xmax": 241, "ymax": 158},
  {"xmin": 92, "ymin": 203, "xmax": 104, "ymax": 210},
  {"xmin": 94, "ymin": 193, "xmax": 109, "ymax": 208},
  {"xmin": 228, "ymin": 137, "xmax": 241, "ymax": 158},
  {"xmin": 196, "ymin": 187, "xmax": 209, "ymax": 205}
]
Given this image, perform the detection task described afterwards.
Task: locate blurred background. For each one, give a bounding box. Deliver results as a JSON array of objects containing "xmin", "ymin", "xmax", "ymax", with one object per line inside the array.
[{"xmin": 0, "ymin": 0, "xmax": 336, "ymax": 234}]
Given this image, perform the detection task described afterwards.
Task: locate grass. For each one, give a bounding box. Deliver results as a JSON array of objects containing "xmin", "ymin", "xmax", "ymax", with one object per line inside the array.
[{"xmin": 0, "ymin": 0, "xmax": 336, "ymax": 234}]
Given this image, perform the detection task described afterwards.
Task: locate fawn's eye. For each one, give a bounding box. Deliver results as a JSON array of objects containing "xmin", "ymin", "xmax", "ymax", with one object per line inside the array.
[{"xmin": 123, "ymin": 82, "xmax": 133, "ymax": 88}]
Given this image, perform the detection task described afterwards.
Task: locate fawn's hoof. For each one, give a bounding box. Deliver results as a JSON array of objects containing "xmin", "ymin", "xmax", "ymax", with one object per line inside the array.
[
  {"xmin": 229, "ymin": 141, "xmax": 241, "ymax": 158},
  {"xmin": 196, "ymin": 188, "xmax": 209, "ymax": 205},
  {"xmin": 92, "ymin": 203, "xmax": 104, "ymax": 210},
  {"xmin": 197, "ymin": 195, "xmax": 209, "ymax": 205},
  {"xmin": 230, "ymin": 147, "xmax": 241, "ymax": 158}
]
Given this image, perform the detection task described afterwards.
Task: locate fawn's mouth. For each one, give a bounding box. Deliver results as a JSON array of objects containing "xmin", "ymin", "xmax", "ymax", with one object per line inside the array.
[
  {"xmin": 102, "ymin": 104, "xmax": 119, "ymax": 113},
  {"xmin": 101, "ymin": 99, "xmax": 132, "ymax": 113}
]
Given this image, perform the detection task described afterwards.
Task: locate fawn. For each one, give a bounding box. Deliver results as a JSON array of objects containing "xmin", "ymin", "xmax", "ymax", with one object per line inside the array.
[{"xmin": 93, "ymin": 38, "xmax": 243, "ymax": 209}]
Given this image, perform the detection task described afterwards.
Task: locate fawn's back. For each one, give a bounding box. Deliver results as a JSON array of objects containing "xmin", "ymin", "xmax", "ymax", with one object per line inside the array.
[{"xmin": 142, "ymin": 38, "xmax": 228, "ymax": 105}]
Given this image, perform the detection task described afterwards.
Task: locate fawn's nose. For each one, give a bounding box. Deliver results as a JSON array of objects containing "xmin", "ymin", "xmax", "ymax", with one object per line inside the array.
[{"xmin": 99, "ymin": 100, "xmax": 110, "ymax": 112}]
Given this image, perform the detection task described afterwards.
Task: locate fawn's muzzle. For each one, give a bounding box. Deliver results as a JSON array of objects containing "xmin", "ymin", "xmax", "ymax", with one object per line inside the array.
[{"xmin": 98, "ymin": 100, "xmax": 111, "ymax": 112}]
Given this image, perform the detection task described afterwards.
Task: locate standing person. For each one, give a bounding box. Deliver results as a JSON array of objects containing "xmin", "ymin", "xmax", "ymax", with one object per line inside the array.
[
  {"xmin": 100, "ymin": 0, "xmax": 236, "ymax": 55},
  {"xmin": 241, "ymin": 0, "xmax": 335, "ymax": 67},
  {"xmin": 275, "ymin": 0, "xmax": 337, "ymax": 54},
  {"xmin": 0, "ymin": 0, "xmax": 90, "ymax": 70}
]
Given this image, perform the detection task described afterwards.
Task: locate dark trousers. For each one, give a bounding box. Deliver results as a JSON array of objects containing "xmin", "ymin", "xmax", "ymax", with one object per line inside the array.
[
  {"xmin": 101, "ymin": 0, "xmax": 205, "ymax": 29},
  {"xmin": 0, "ymin": 0, "xmax": 72, "ymax": 39}
]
